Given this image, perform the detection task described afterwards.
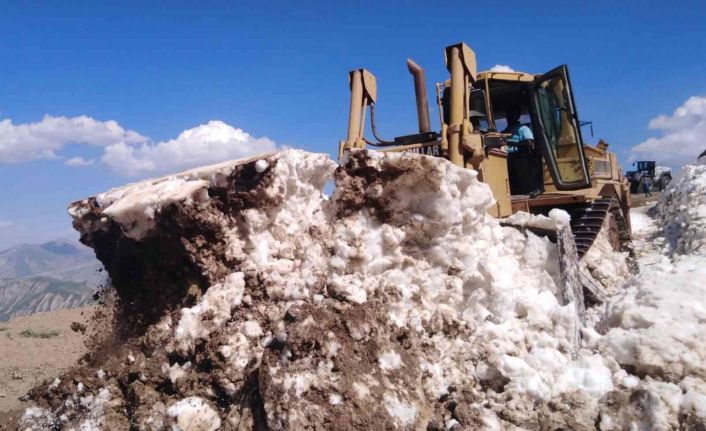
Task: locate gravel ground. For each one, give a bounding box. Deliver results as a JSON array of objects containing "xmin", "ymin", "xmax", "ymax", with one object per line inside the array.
[{"xmin": 0, "ymin": 307, "xmax": 92, "ymax": 417}]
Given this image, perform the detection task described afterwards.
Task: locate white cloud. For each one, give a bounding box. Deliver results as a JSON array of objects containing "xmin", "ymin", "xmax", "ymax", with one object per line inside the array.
[
  {"xmin": 65, "ymin": 156, "xmax": 95, "ymax": 167},
  {"xmin": 489, "ymin": 64, "xmax": 516, "ymax": 73},
  {"xmin": 0, "ymin": 220, "xmax": 13, "ymax": 229},
  {"xmin": 630, "ymin": 96, "xmax": 706, "ymax": 168},
  {"xmin": 0, "ymin": 115, "xmax": 147, "ymax": 163},
  {"xmin": 0, "ymin": 114, "xmax": 279, "ymax": 177},
  {"xmin": 100, "ymin": 120, "xmax": 278, "ymax": 177}
]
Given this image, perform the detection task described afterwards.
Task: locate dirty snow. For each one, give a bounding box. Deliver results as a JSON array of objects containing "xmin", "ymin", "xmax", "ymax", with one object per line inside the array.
[{"xmin": 23, "ymin": 149, "xmax": 706, "ymax": 429}]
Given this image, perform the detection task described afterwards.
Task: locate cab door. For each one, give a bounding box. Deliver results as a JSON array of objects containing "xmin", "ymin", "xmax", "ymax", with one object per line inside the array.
[{"xmin": 530, "ymin": 65, "xmax": 591, "ymax": 190}]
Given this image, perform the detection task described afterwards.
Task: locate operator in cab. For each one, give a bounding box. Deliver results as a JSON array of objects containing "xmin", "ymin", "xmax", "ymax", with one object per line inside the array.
[
  {"xmin": 503, "ymin": 106, "xmax": 534, "ymax": 153},
  {"xmin": 503, "ymin": 105, "xmax": 542, "ymax": 197}
]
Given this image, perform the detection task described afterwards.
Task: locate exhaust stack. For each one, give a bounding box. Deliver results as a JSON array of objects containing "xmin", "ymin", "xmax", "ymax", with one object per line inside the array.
[{"xmin": 406, "ymin": 58, "xmax": 431, "ymax": 133}]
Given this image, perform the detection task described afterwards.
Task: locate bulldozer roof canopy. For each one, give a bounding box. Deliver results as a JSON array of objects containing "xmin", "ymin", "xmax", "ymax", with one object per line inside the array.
[
  {"xmin": 476, "ymin": 70, "xmax": 535, "ymax": 82},
  {"xmin": 441, "ymin": 71, "xmax": 535, "ymax": 87}
]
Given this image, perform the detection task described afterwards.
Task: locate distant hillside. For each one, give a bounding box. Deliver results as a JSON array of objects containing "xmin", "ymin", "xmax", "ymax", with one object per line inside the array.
[
  {"xmin": 0, "ymin": 240, "xmax": 100, "ymax": 283},
  {"xmin": 0, "ymin": 240, "xmax": 104, "ymax": 321},
  {"xmin": 0, "ymin": 277, "xmax": 95, "ymax": 321}
]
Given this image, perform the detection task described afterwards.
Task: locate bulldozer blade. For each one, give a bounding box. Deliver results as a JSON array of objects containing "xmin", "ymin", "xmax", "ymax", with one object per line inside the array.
[{"xmin": 554, "ymin": 223, "xmax": 585, "ymax": 358}]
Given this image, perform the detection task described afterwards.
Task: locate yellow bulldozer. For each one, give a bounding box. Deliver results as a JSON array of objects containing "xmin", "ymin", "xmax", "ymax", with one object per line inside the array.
[{"xmin": 338, "ymin": 42, "xmax": 634, "ymax": 273}]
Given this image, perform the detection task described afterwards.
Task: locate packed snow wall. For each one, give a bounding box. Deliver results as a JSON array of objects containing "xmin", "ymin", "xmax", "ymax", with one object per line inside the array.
[
  {"xmin": 657, "ymin": 157, "xmax": 706, "ymax": 256},
  {"xmin": 590, "ymin": 158, "xmax": 706, "ymax": 430},
  {"xmin": 20, "ymin": 149, "xmax": 701, "ymax": 430}
]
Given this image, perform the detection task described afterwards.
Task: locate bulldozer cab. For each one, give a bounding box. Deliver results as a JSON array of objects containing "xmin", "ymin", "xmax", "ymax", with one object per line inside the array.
[{"xmin": 439, "ymin": 65, "xmax": 591, "ymax": 194}]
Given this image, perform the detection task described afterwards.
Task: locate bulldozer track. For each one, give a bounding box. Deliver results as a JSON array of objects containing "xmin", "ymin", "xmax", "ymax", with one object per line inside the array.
[{"xmin": 569, "ymin": 197, "xmax": 638, "ymax": 273}]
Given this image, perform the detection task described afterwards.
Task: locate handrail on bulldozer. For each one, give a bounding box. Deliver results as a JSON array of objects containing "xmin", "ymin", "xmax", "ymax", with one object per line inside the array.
[{"xmin": 339, "ymin": 42, "xmax": 479, "ymax": 167}]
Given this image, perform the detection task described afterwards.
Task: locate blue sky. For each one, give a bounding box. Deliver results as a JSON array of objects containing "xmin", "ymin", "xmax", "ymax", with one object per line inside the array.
[{"xmin": 1, "ymin": 1, "xmax": 705, "ymax": 249}]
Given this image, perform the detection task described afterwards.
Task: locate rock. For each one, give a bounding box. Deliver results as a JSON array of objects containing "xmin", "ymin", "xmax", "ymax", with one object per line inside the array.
[{"xmin": 70, "ymin": 321, "xmax": 87, "ymax": 333}]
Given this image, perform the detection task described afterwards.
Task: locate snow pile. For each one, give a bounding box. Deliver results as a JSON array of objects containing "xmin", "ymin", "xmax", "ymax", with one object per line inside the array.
[
  {"xmin": 595, "ymin": 253, "xmax": 706, "ymax": 428},
  {"xmin": 21, "ymin": 149, "xmax": 614, "ymax": 429},
  {"xmin": 592, "ymin": 159, "xmax": 706, "ymax": 428},
  {"xmin": 657, "ymin": 158, "xmax": 706, "ymax": 255},
  {"xmin": 22, "ymin": 149, "xmax": 706, "ymax": 430},
  {"xmin": 581, "ymin": 216, "xmax": 631, "ymax": 292},
  {"xmin": 599, "ymin": 255, "xmax": 706, "ymax": 380}
]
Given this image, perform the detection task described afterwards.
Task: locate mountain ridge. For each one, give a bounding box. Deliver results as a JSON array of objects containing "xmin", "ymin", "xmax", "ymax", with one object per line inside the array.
[{"xmin": 0, "ymin": 239, "xmax": 103, "ymax": 321}]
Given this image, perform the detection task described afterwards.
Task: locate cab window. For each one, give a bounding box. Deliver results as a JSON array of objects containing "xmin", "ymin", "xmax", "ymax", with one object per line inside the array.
[{"xmin": 531, "ymin": 66, "xmax": 590, "ymax": 189}]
